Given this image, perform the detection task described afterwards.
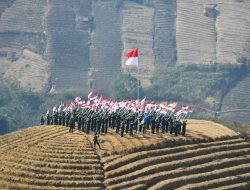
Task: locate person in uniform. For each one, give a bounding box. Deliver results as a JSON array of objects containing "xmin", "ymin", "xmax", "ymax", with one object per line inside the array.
[
  {"xmin": 169, "ymin": 117, "xmax": 174, "ymax": 134},
  {"xmin": 69, "ymin": 116, "xmax": 75, "ymax": 133},
  {"xmin": 93, "ymin": 132, "xmax": 101, "ymax": 149},
  {"xmin": 62, "ymin": 112, "xmax": 66, "ymax": 126},
  {"xmin": 151, "ymin": 112, "xmax": 156, "ymax": 134},
  {"xmin": 120, "ymin": 119, "xmax": 125, "ymax": 137},
  {"xmin": 40, "ymin": 116, "xmax": 45, "ymax": 125},
  {"xmin": 175, "ymin": 120, "xmax": 181, "ymax": 136},
  {"xmin": 46, "ymin": 114, "xmax": 50, "ymax": 125},
  {"xmin": 58, "ymin": 113, "xmax": 62, "ymax": 125}
]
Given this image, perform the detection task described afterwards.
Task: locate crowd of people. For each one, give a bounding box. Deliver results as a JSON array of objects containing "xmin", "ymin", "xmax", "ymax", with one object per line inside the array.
[
  {"xmin": 41, "ymin": 106, "xmax": 190, "ymax": 139},
  {"xmin": 41, "ymin": 93, "xmax": 193, "ymax": 148}
]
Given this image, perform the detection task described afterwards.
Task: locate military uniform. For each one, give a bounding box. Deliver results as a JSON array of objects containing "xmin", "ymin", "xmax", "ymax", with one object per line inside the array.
[{"xmin": 41, "ymin": 116, "xmax": 45, "ymax": 125}]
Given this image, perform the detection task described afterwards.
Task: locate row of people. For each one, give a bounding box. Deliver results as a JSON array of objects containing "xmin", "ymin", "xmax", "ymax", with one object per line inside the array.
[{"xmin": 41, "ymin": 108, "xmax": 187, "ymax": 137}]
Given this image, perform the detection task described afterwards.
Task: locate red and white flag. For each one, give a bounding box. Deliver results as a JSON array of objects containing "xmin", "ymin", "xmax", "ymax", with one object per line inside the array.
[
  {"xmin": 125, "ymin": 48, "xmax": 138, "ymax": 66},
  {"xmin": 88, "ymin": 92, "xmax": 98, "ymax": 101},
  {"xmin": 75, "ymin": 96, "xmax": 82, "ymax": 102},
  {"xmin": 167, "ymin": 102, "xmax": 177, "ymax": 112},
  {"xmin": 63, "ymin": 101, "xmax": 67, "ymax": 108}
]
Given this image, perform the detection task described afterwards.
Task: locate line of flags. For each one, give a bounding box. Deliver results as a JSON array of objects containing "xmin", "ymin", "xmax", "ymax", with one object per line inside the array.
[{"xmin": 47, "ymin": 92, "xmax": 193, "ymax": 121}]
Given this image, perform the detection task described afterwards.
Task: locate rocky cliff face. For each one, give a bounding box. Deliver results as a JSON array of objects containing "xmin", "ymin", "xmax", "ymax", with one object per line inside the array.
[{"xmin": 0, "ymin": 0, "xmax": 250, "ymax": 120}]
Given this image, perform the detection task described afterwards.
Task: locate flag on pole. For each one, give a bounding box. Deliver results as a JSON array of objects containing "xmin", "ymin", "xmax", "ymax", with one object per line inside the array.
[
  {"xmin": 125, "ymin": 48, "xmax": 138, "ymax": 66},
  {"xmin": 75, "ymin": 96, "xmax": 82, "ymax": 102},
  {"xmin": 88, "ymin": 92, "xmax": 98, "ymax": 101}
]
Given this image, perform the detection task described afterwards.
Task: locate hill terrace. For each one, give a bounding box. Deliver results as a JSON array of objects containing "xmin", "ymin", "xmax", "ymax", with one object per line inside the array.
[{"xmin": 1, "ymin": 120, "xmax": 250, "ymax": 189}]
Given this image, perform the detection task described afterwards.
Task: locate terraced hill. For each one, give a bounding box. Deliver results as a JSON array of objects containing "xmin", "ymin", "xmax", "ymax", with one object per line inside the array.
[
  {"xmin": 1, "ymin": 120, "xmax": 250, "ymax": 189},
  {"xmin": 0, "ymin": 126, "xmax": 105, "ymax": 189},
  {"xmin": 1, "ymin": 0, "xmax": 250, "ymax": 93},
  {"xmin": 220, "ymin": 72, "xmax": 250, "ymax": 124}
]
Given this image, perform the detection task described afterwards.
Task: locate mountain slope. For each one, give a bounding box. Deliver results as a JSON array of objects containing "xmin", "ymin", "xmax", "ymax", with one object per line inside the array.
[{"xmin": 1, "ymin": 0, "xmax": 250, "ymax": 92}]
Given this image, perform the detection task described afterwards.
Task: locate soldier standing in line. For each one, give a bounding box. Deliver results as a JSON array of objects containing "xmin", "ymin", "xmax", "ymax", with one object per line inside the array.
[
  {"xmin": 69, "ymin": 116, "xmax": 75, "ymax": 133},
  {"xmin": 161, "ymin": 116, "xmax": 166, "ymax": 134},
  {"xmin": 120, "ymin": 119, "xmax": 125, "ymax": 137},
  {"xmin": 151, "ymin": 113, "xmax": 156, "ymax": 134},
  {"xmin": 139, "ymin": 114, "xmax": 143, "ymax": 132},
  {"xmin": 134, "ymin": 117, "xmax": 138, "ymax": 134},
  {"xmin": 65, "ymin": 112, "xmax": 70, "ymax": 127},
  {"xmin": 108, "ymin": 113, "xmax": 112, "ymax": 129},
  {"xmin": 62, "ymin": 112, "xmax": 66, "ymax": 126},
  {"xmin": 111, "ymin": 113, "xmax": 116, "ymax": 129},
  {"xmin": 143, "ymin": 119, "xmax": 147, "ymax": 134},
  {"xmin": 46, "ymin": 114, "xmax": 50, "ymax": 125},
  {"xmin": 156, "ymin": 114, "xmax": 162, "ymax": 133},
  {"xmin": 86, "ymin": 116, "xmax": 91, "ymax": 134},
  {"xmin": 129, "ymin": 116, "xmax": 135, "ymax": 136},
  {"xmin": 169, "ymin": 117, "xmax": 174, "ymax": 134},
  {"xmin": 125, "ymin": 117, "xmax": 130, "ymax": 134},
  {"xmin": 104, "ymin": 115, "xmax": 108, "ymax": 133},
  {"xmin": 165, "ymin": 116, "xmax": 169, "ymax": 133},
  {"xmin": 58, "ymin": 113, "xmax": 62, "ymax": 125},
  {"xmin": 81, "ymin": 116, "xmax": 85, "ymax": 132},
  {"xmin": 129, "ymin": 124, "xmax": 134, "ymax": 136},
  {"xmin": 96, "ymin": 115, "xmax": 101, "ymax": 133},
  {"xmin": 116, "ymin": 114, "xmax": 121, "ymax": 134},
  {"xmin": 93, "ymin": 132, "xmax": 101, "ymax": 149},
  {"xmin": 41, "ymin": 116, "xmax": 45, "ymax": 125},
  {"xmin": 78, "ymin": 116, "xmax": 82, "ymax": 131},
  {"xmin": 51, "ymin": 114, "xmax": 54, "ymax": 125},
  {"xmin": 53, "ymin": 112, "xmax": 58, "ymax": 125}
]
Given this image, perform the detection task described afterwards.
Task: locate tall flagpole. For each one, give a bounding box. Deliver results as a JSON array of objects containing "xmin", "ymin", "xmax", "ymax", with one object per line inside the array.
[{"xmin": 137, "ymin": 63, "xmax": 140, "ymax": 133}]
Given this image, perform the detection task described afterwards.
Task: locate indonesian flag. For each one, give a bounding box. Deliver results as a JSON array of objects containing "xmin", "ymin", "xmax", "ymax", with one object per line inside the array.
[
  {"xmin": 88, "ymin": 92, "xmax": 98, "ymax": 101},
  {"xmin": 63, "ymin": 101, "xmax": 67, "ymax": 108},
  {"xmin": 80, "ymin": 104, "xmax": 91, "ymax": 109},
  {"xmin": 159, "ymin": 102, "xmax": 167, "ymax": 109},
  {"xmin": 160, "ymin": 108, "xmax": 168, "ymax": 114},
  {"xmin": 71, "ymin": 101, "xmax": 78, "ymax": 108},
  {"xmin": 75, "ymin": 96, "xmax": 82, "ymax": 102},
  {"xmin": 125, "ymin": 48, "xmax": 138, "ymax": 66},
  {"xmin": 52, "ymin": 105, "xmax": 57, "ymax": 113},
  {"xmin": 167, "ymin": 102, "xmax": 177, "ymax": 112}
]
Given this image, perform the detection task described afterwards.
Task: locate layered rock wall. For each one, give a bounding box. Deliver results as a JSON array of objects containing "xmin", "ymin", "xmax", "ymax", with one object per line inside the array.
[
  {"xmin": 89, "ymin": 0, "xmax": 121, "ymax": 92},
  {"xmin": 220, "ymin": 72, "xmax": 250, "ymax": 124},
  {"xmin": 0, "ymin": 0, "xmax": 250, "ymax": 93},
  {"xmin": 176, "ymin": 0, "xmax": 250, "ymax": 65},
  {"xmin": 215, "ymin": 0, "xmax": 250, "ymax": 63},
  {"xmin": 0, "ymin": 0, "xmax": 48, "ymax": 92},
  {"xmin": 176, "ymin": 0, "xmax": 217, "ymax": 65},
  {"xmin": 46, "ymin": 0, "xmax": 91, "ymax": 92},
  {"xmin": 150, "ymin": 0, "xmax": 177, "ymax": 66}
]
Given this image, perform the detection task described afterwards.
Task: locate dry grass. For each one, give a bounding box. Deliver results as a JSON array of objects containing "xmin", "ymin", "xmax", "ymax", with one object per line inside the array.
[
  {"xmin": 177, "ymin": 172, "xmax": 250, "ymax": 190},
  {"xmin": 0, "ymin": 120, "xmax": 249, "ymax": 190},
  {"xmin": 0, "ymin": 126, "xmax": 105, "ymax": 189},
  {"xmin": 85, "ymin": 119, "xmax": 239, "ymax": 158},
  {"xmin": 211, "ymin": 182, "xmax": 250, "ymax": 190},
  {"xmin": 148, "ymin": 163, "xmax": 250, "ymax": 190},
  {"xmin": 104, "ymin": 137, "xmax": 244, "ymax": 172},
  {"xmin": 105, "ymin": 148, "xmax": 250, "ymax": 186}
]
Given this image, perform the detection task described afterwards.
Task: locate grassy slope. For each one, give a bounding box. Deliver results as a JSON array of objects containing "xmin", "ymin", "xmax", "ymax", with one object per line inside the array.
[{"xmin": 0, "ymin": 121, "xmax": 250, "ymax": 189}]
